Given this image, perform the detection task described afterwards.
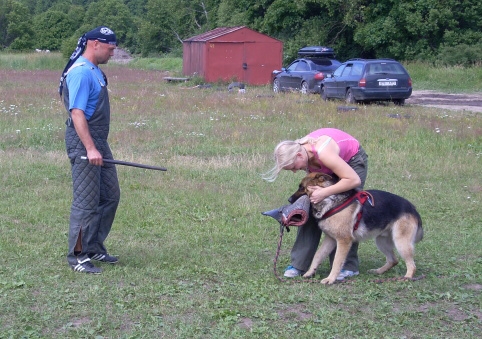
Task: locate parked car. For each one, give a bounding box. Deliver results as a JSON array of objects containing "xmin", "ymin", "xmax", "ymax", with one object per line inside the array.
[
  {"xmin": 272, "ymin": 46, "xmax": 341, "ymax": 94},
  {"xmin": 321, "ymin": 58, "xmax": 412, "ymax": 105}
]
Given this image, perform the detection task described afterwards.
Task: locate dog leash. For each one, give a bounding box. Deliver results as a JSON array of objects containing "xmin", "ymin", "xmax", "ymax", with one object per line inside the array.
[
  {"xmin": 372, "ymin": 275, "xmax": 426, "ymax": 283},
  {"xmin": 273, "ymin": 224, "xmax": 319, "ymax": 284}
]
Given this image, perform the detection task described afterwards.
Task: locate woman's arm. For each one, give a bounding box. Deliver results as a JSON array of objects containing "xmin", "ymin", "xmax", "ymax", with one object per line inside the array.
[{"xmin": 307, "ymin": 139, "xmax": 361, "ymax": 204}]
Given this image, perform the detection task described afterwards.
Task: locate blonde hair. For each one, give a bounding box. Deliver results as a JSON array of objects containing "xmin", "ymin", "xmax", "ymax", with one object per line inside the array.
[{"xmin": 261, "ymin": 138, "xmax": 310, "ymax": 182}]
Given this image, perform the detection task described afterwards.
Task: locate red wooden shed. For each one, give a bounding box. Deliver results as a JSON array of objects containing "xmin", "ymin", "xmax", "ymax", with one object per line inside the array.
[{"xmin": 182, "ymin": 26, "xmax": 283, "ymax": 85}]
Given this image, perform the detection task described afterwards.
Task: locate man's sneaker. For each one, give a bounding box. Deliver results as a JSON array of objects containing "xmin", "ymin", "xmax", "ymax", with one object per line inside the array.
[
  {"xmin": 89, "ymin": 253, "xmax": 119, "ymax": 264},
  {"xmin": 71, "ymin": 258, "xmax": 102, "ymax": 274},
  {"xmin": 284, "ymin": 265, "xmax": 304, "ymax": 278},
  {"xmin": 336, "ymin": 269, "xmax": 359, "ymax": 281}
]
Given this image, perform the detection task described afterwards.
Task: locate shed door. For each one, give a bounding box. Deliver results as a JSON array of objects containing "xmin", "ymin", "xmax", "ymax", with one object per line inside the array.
[
  {"xmin": 206, "ymin": 41, "xmax": 280, "ymax": 85},
  {"xmin": 243, "ymin": 42, "xmax": 277, "ymax": 85},
  {"xmin": 207, "ymin": 42, "xmax": 244, "ymax": 83}
]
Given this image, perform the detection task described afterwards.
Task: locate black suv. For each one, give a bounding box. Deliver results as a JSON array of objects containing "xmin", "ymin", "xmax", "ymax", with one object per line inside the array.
[
  {"xmin": 272, "ymin": 46, "xmax": 341, "ymax": 94},
  {"xmin": 321, "ymin": 58, "xmax": 412, "ymax": 105}
]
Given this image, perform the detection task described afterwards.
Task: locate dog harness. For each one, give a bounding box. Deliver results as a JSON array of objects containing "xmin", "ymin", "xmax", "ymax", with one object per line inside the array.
[{"xmin": 321, "ymin": 191, "xmax": 375, "ymax": 230}]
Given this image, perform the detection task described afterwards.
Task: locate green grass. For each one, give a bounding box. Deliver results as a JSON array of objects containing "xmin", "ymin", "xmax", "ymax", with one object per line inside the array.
[
  {"xmin": 0, "ymin": 54, "xmax": 481, "ymax": 338},
  {"xmin": 405, "ymin": 61, "xmax": 482, "ymax": 92},
  {"xmin": 126, "ymin": 57, "xmax": 183, "ymax": 72},
  {"xmin": 0, "ymin": 52, "xmax": 65, "ymax": 70}
]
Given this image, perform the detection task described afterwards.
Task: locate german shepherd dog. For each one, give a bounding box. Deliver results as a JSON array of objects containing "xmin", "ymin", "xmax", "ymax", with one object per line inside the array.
[{"xmin": 292, "ymin": 173, "xmax": 423, "ymax": 284}]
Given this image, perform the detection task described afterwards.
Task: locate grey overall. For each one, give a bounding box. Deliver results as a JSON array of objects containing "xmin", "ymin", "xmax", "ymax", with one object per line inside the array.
[
  {"xmin": 63, "ymin": 69, "xmax": 120, "ymax": 266},
  {"xmin": 290, "ymin": 146, "xmax": 368, "ymax": 272}
]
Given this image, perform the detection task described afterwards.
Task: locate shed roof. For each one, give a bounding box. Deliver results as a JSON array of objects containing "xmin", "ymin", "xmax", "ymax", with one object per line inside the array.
[
  {"xmin": 183, "ymin": 26, "xmax": 245, "ymax": 42},
  {"xmin": 182, "ymin": 26, "xmax": 282, "ymax": 43}
]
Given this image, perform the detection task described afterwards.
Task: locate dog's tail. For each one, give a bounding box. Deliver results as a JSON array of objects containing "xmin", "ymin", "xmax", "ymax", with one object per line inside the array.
[{"xmin": 415, "ymin": 211, "xmax": 423, "ymax": 243}]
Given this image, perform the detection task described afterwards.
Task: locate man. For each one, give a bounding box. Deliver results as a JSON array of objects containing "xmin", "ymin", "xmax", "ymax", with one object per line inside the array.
[{"xmin": 59, "ymin": 26, "xmax": 120, "ymax": 274}]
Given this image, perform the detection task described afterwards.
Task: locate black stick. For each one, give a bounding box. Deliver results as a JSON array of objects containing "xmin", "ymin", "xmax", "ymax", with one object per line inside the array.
[{"xmin": 80, "ymin": 156, "xmax": 167, "ymax": 171}]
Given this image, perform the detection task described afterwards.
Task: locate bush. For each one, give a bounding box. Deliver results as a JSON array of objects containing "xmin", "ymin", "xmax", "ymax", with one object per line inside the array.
[{"xmin": 436, "ymin": 43, "xmax": 482, "ymax": 67}]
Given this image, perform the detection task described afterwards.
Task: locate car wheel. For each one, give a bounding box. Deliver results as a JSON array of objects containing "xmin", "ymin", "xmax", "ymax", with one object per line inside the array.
[
  {"xmin": 273, "ymin": 78, "xmax": 280, "ymax": 93},
  {"xmin": 394, "ymin": 99, "xmax": 405, "ymax": 106},
  {"xmin": 300, "ymin": 82, "xmax": 308, "ymax": 94},
  {"xmin": 321, "ymin": 86, "xmax": 328, "ymax": 101},
  {"xmin": 345, "ymin": 88, "xmax": 356, "ymax": 104}
]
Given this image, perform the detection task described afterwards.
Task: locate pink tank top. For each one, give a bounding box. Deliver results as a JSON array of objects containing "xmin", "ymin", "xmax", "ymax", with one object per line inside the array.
[{"xmin": 306, "ymin": 128, "xmax": 360, "ymax": 174}]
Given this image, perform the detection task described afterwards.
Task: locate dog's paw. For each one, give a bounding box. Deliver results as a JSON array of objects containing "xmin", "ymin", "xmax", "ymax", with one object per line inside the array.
[
  {"xmin": 302, "ymin": 269, "xmax": 316, "ymax": 278},
  {"xmin": 368, "ymin": 269, "xmax": 383, "ymax": 275},
  {"xmin": 320, "ymin": 277, "xmax": 336, "ymax": 285}
]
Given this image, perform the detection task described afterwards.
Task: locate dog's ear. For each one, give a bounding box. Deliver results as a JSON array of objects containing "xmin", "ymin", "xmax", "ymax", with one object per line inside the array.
[
  {"xmin": 315, "ymin": 173, "xmax": 333, "ymax": 181},
  {"xmin": 306, "ymin": 172, "xmax": 318, "ymax": 179},
  {"xmin": 312, "ymin": 173, "xmax": 333, "ymax": 187}
]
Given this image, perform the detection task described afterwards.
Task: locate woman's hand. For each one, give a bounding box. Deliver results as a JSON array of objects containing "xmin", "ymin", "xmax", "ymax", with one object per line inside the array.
[{"xmin": 307, "ymin": 185, "xmax": 327, "ymax": 204}]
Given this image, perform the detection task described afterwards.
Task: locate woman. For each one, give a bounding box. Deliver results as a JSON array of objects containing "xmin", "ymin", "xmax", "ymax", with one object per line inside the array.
[{"xmin": 263, "ymin": 128, "xmax": 368, "ymax": 280}]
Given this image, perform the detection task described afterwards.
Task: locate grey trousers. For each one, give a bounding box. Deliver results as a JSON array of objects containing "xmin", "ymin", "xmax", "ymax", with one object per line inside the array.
[
  {"xmin": 66, "ymin": 153, "xmax": 120, "ymax": 265},
  {"xmin": 290, "ymin": 146, "xmax": 368, "ymax": 272}
]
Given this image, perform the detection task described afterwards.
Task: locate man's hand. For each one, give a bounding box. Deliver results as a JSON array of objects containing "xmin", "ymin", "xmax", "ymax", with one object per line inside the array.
[
  {"xmin": 86, "ymin": 149, "xmax": 103, "ymax": 166},
  {"xmin": 71, "ymin": 108, "xmax": 103, "ymax": 166}
]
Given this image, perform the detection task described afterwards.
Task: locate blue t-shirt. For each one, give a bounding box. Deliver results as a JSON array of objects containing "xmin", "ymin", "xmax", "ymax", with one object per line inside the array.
[{"xmin": 66, "ymin": 56, "xmax": 106, "ymax": 120}]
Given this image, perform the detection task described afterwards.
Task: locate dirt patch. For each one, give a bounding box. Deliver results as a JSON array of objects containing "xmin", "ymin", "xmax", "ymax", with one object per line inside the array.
[
  {"xmin": 407, "ymin": 90, "xmax": 482, "ymax": 113},
  {"xmin": 111, "ymin": 48, "xmax": 133, "ymax": 64},
  {"xmin": 238, "ymin": 317, "xmax": 254, "ymax": 330},
  {"xmin": 463, "ymin": 283, "xmax": 482, "ymax": 291},
  {"xmin": 277, "ymin": 304, "xmax": 313, "ymax": 321}
]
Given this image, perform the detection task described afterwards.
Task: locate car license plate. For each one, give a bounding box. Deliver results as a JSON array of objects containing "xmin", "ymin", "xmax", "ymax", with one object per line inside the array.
[{"xmin": 379, "ymin": 81, "xmax": 397, "ymax": 86}]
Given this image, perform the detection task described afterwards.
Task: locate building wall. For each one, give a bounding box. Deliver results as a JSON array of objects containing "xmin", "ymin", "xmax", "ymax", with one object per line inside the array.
[
  {"xmin": 183, "ymin": 27, "xmax": 283, "ymax": 85},
  {"xmin": 182, "ymin": 41, "xmax": 206, "ymax": 78}
]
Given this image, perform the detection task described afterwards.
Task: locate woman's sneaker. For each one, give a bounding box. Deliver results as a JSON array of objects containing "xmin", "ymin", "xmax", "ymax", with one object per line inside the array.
[
  {"xmin": 71, "ymin": 258, "xmax": 102, "ymax": 274},
  {"xmin": 283, "ymin": 265, "xmax": 305, "ymax": 278},
  {"xmin": 336, "ymin": 269, "xmax": 359, "ymax": 281},
  {"xmin": 89, "ymin": 253, "xmax": 119, "ymax": 264}
]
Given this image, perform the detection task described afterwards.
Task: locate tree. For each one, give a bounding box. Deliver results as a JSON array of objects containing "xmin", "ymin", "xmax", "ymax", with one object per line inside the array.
[
  {"xmin": 216, "ymin": 0, "xmax": 272, "ymax": 29},
  {"xmin": 135, "ymin": 0, "xmax": 219, "ymax": 56},
  {"xmin": 1, "ymin": 0, "xmax": 482, "ymax": 62},
  {"xmin": 82, "ymin": 0, "xmax": 135, "ymax": 45},
  {"xmin": 3, "ymin": 0, "xmax": 35, "ymax": 50},
  {"xmin": 0, "ymin": 0, "xmax": 8, "ymax": 48},
  {"xmin": 350, "ymin": 0, "xmax": 482, "ymax": 60},
  {"xmin": 60, "ymin": 0, "xmax": 135, "ymax": 58},
  {"xmin": 124, "ymin": 0, "xmax": 148, "ymax": 16},
  {"xmin": 33, "ymin": 10, "xmax": 77, "ymax": 50},
  {"xmin": 137, "ymin": 0, "xmax": 176, "ymax": 56}
]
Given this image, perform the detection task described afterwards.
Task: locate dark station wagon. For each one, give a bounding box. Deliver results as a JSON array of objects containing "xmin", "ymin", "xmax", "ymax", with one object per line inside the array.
[
  {"xmin": 321, "ymin": 58, "xmax": 412, "ymax": 105},
  {"xmin": 272, "ymin": 46, "xmax": 341, "ymax": 94}
]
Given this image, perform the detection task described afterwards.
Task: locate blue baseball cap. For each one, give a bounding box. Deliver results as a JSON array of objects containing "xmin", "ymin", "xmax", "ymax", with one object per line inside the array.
[{"xmin": 85, "ymin": 26, "xmax": 117, "ymax": 46}]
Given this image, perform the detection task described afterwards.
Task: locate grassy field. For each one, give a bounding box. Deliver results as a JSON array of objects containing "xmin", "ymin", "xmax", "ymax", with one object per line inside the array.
[{"xmin": 0, "ymin": 53, "xmax": 481, "ymax": 338}]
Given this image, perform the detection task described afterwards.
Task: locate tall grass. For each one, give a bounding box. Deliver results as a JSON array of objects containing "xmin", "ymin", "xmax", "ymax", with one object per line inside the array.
[
  {"xmin": 0, "ymin": 54, "xmax": 481, "ymax": 338},
  {"xmin": 0, "ymin": 52, "xmax": 65, "ymax": 70},
  {"xmin": 127, "ymin": 57, "xmax": 183, "ymax": 72},
  {"xmin": 404, "ymin": 61, "xmax": 482, "ymax": 92}
]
